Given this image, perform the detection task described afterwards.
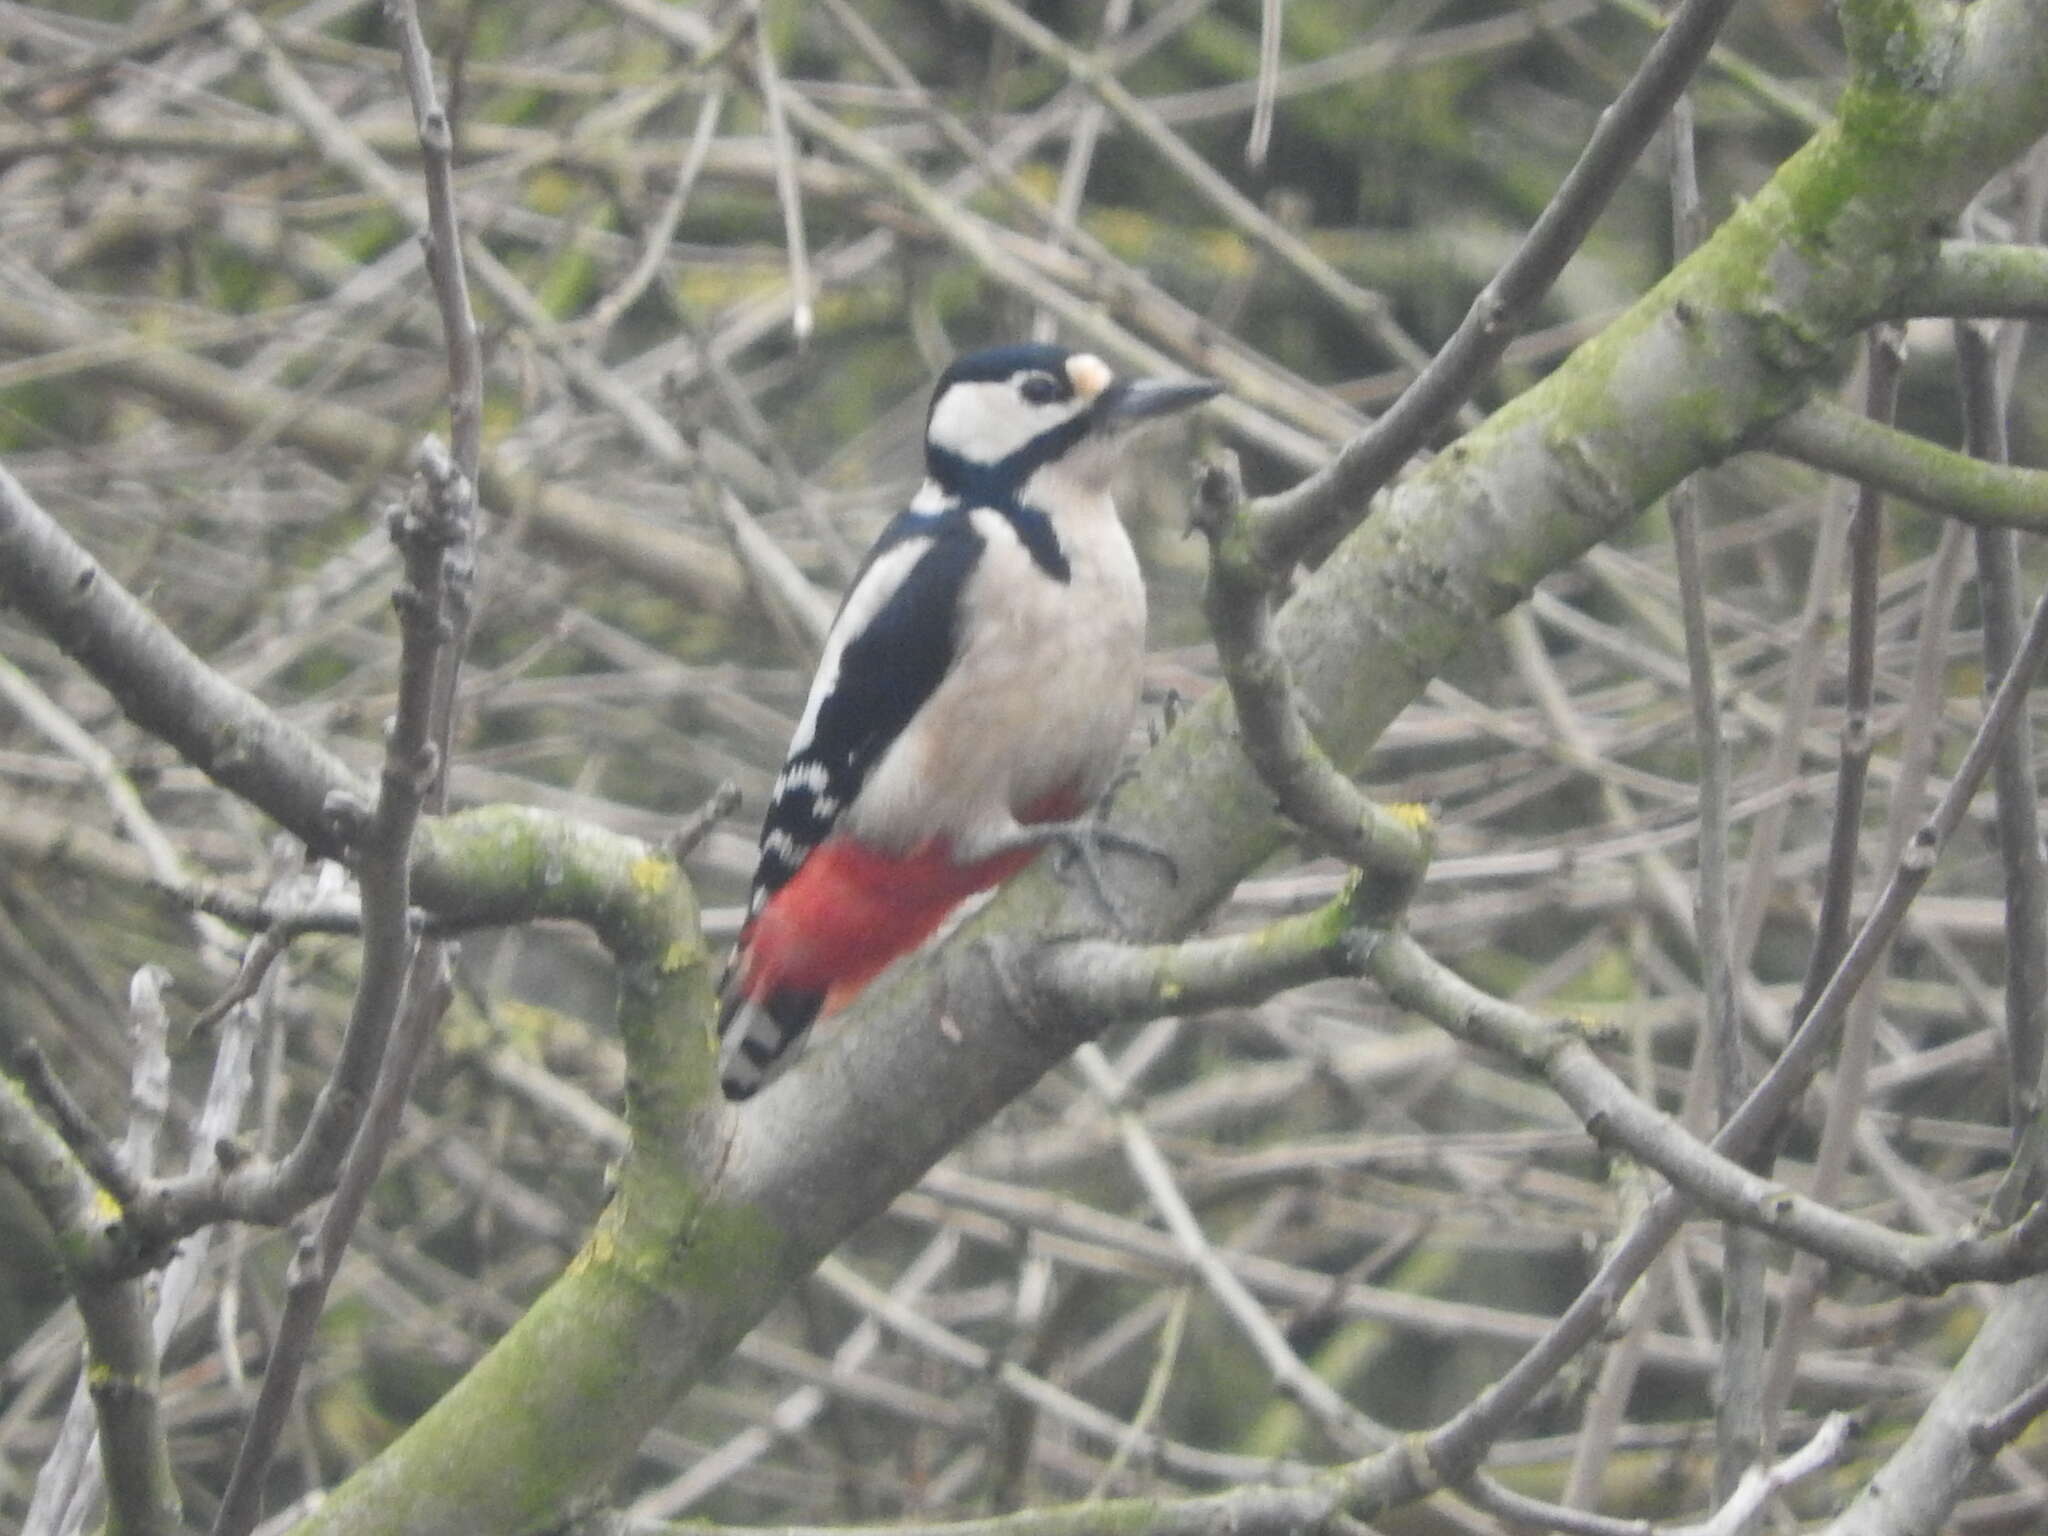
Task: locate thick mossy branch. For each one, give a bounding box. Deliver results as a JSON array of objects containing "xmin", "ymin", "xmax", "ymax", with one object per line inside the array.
[
  {"xmin": 0, "ymin": 1069, "xmax": 123, "ymax": 1275},
  {"xmin": 4, "ymin": 2, "xmax": 2038, "ymax": 1530},
  {"xmin": 412, "ymin": 806, "xmax": 723, "ymax": 1144},
  {"xmin": 111, "ymin": 806, "xmax": 720, "ymax": 1265},
  {"xmin": 1837, "ymin": 0, "xmax": 1956, "ymax": 91},
  {"xmin": 75, "ymin": 1278, "xmax": 181, "ymax": 1536},
  {"xmin": 412, "ymin": 807, "xmax": 701, "ymax": 969},
  {"xmin": 0, "ymin": 1066, "xmax": 180, "ymax": 1533},
  {"xmin": 212, "ymin": 810, "xmax": 731, "ymax": 1536}
]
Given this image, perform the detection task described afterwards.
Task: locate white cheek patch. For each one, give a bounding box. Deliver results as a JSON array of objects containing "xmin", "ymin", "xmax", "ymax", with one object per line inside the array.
[{"xmin": 928, "ymin": 379, "xmax": 1085, "ymax": 466}]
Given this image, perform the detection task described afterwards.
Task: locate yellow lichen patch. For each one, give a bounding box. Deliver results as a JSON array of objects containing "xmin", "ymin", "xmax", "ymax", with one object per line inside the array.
[
  {"xmin": 1158, "ymin": 978, "xmax": 1184, "ymax": 1003},
  {"xmin": 568, "ymin": 1227, "xmax": 618, "ymax": 1277},
  {"xmin": 1566, "ymin": 1013, "xmax": 1625, "ymax": 1048},
  {"xmin": 87, "ymin": 1360, "xmax": 114, "ymax": 1388},
  {"xmin": 660, "ymin": 938, "xmax": 696, "ymax": 975},
  {"xmin": 1011, "ymin": 161, "xmax": 1059, "ymax": 200},
  {"xmin": 467, "ymin": 997, "xmax": 556, "ymax": 1057},
  {"xmin": 1196, "ymin": 227, "xmax": 1257, "ymax": 278},
  {"xmin": 91, "ymin": 1187, "xmax": 123, "ymax": 1226},
  {"xmin": 629, "ymin": 854, "xmax": 676, "ymax": 897},
  {"xmin": 1389, "ymin": 802, "xmax": 1434, "ymax": 832},
  {"xmin": 675, "ymin": 265, "xmax": 783, "ymax": 312}
]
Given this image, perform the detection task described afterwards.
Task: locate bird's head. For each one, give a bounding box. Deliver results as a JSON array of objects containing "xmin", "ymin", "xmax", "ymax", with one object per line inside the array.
[{"xmin": 924, "ymin": 344, "xmax": 1220, "ymax": 501}]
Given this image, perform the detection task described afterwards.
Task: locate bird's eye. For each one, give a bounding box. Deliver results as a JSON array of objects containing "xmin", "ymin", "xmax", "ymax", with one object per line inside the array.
[{"xmin": 1019, "ymin": 373, "xmax": 1063, "ymax": 405}]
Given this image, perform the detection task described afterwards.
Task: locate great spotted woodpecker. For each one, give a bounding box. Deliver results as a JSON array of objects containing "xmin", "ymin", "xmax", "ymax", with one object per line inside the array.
[{"xmin": 717, "ymin": 344, "xmax": 1220, "ymax": 1099}]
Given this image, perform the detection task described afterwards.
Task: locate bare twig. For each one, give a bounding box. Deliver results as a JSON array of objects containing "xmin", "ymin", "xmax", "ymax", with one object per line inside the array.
[
  {"xmin": 1663, "ymin": 84, "xmax": 1759, "ymax": 1510},
  {"xmin": 953, "ymin": 0, "xmax": 1437, "ymax": 375},
  {"xmin": 0, "ymin": 658, "xmax": 187, "ymax": 889},
  {"xmin": 1246, "ymin": 0, "xmax": 1282, "ymax": 168},
  {"xmin": 119, "ymin": 967, "xmax": 173, "ymax": 1183},
  {"xmin": 1791, "ymin": 328, "xmax": 1904, "ymax": 1025},
  {"xmin": 1767, "ymin": 398, "xmax": 2048, "ymax": 533},
  {"xmin": 208, "ymin": 14, "xmax": 485, "ymax": 1524},
  {"xmin": 745, "ymin": 2, "xmax": 812, "ymax": 343},
  {"xmin": 211, "ymin": 948, "xmax": 455, "ymax": 1536},
  {"xmin": 1072, "ymin": 1042, "xmax": 1396, "ymax": 1455},
  {"xmin": 1191, "ymin": 452, "xmax": 1433, "ymax": 907},
  {"xmin": 1971, "ymin": 1372, "xmax": 2048, "ymax": 1456},
  {"xmin": 69, "ymin": 1278, "xmax": 180, "ymax": 1536},
  {"xmin": 1403, "ymin": 586, "xmax": 2048, "ymax": 1481},
  {"xmin": 1474, "ymin": 1412, "xmax": 1856, "ymax": 1536},
  {"xmin": 667, "ymin": 780, "xmax": 743, "ymax": 863},
  {"xmin": 1248, "ymin": 0, "xmax": 1739, "ymax": 567},
  {"xmin": 1954, "ymin": 320, "xmax": 2048, "ymax": 1170},
  {"xmin": 1035, "ymin": 0, "xmax": 1133, "ymax": 339},
  {"xmin": 36, "ymin": 856, "xmax": 301, "ymax": 1535},
  {"xmin": 3, "ymin": 1053, "xmax": 179, "ymax": 1536},
  {"xmin": 703, "ymin": 476, "xmax": 836, "ymax": 653},
  {"xmin": 580, "ymin": 86, "xmax": 726, "ymax": 342},
  {"xmin": 0, "ymin": 295, "xmax": 746, "ymax": 615},
  {"xmin": 1748, "ymin": 328, "xmax": 1905, "ymax": 1443},
  {"xmin": 0, "ymin": 457, "xmax": 364, "ymax": 852},
  {"xmin": 3, "ymin": 1036, "xmax": 137, "ymax": 1213},
  {"xmin": 1780, "ymin": 555, "xmax": 2048, "ymax": 1117}
]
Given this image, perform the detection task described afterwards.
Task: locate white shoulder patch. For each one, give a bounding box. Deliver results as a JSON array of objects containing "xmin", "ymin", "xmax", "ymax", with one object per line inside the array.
[
  {"xmin": 788, "ymin": 537, "xmax": 932, "ymax": 755},
  {"xmin": 909, "ymin": 479, "xmax": 954, "ymax": 513}
]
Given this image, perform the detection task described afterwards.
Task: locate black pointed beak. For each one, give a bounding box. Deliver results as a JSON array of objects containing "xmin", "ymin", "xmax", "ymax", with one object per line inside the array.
[{"xmin": 1094, "ymin": 376, "xmax": 1223, "ymax": 427}]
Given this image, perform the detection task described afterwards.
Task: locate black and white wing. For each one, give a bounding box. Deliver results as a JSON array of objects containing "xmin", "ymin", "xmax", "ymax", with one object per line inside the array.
[{"xmin": 741, "ymin": 504, "xmax": 983, "ymax": 925}]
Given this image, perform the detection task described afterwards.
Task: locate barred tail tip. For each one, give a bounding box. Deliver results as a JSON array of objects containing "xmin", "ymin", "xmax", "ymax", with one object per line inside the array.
[{"xmin": 717, "ymin": 987, "xmax": 825, "ymax": 1100}]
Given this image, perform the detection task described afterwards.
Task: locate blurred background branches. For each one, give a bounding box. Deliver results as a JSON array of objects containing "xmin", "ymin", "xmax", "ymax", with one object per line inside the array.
[{"xmin": 2, "ymin": 1, "xmax": 2048, "ymax": 1533}]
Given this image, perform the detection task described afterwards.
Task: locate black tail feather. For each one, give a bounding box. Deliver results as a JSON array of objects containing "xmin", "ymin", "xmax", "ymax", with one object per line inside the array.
[{"xmin": 718, "ymin": 988, "xmax": 826, "ymax": 1099}]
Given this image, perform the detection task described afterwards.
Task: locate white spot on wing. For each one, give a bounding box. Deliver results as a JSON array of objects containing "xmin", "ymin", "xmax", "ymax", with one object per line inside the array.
[{"xmin": 775, "ymin": 761, "xmax": 829, "ymax": 798}]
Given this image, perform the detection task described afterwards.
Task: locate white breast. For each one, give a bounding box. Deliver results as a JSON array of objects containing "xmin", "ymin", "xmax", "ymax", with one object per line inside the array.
[{"xmin": 848, "ymin": 482, "xmax": 1145, "ymax": 855}]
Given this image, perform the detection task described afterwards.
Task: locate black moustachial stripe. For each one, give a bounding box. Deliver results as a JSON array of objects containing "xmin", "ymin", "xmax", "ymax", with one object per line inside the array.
[
  {"xmin": 925, "ymin": 430, "xmax": 1084, "ymax": 585},
  {"xmin": 923, "ymin": 343, "xmax": 1094, "ymax": 583}
]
